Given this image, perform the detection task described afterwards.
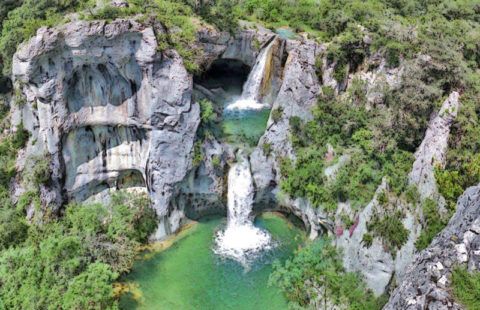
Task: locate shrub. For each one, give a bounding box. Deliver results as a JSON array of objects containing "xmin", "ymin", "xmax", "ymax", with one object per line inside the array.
[
  {"xmin": 262, "ymin": 142, "xmax": 272, "ymax": 157},
  {"xmin": 270, "ymin": 238, "xmax": 385, "ymax": 309},
  {"xmin": 199, "ymin": 99, "xmax": 216, "ymax": 125},
  {"xmin": 63, "ymin": 263, "xmax": 118, "ymax": 310},
  {"xmin": 377, "ymin": 190, "xmax": 388, "ymax": 206},
  {"xmin": 384, "ymin": 40, "xmax": 406, "ymax": 67},
  {"xmin": 367, "ymin": 211, "xmax": 408, "ymax": 255},
  {"xmin": 192, "ymin": 141, "xmax": 203, "ymax": 167},
  {"xmin": 362, "ymin": 233, "xmax": 373, "ymax": 248},
  {"xmin": 23, "ymin": 155, "xmax": 51, "ymax": 187},
  {"xmin": 451, "ymin": 266, "xmax": 480, "ymax": 310},
  {"xmin": 271, "ymin": 107, "xmax": 283, "ymax": 123},
  {"xmin": 211, "ymin": 154, "xmax": 221, "ymax": 168},
  {"xmin": 0, "ymin": 191, "xmax": 156, "ymax": 309},
  {"xmin": 415, "ymin": 198, "xmax": 447, "ymax": 250}
]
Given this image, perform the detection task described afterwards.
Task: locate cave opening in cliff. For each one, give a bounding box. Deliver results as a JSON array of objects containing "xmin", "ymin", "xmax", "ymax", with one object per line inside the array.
[
  {"xmin": 194, "ymin": 58, "xmax": 251, "ymax": 101},
  {"xmin": 194, "ymin": 57, "xmax": 272, "ymax": 146}
]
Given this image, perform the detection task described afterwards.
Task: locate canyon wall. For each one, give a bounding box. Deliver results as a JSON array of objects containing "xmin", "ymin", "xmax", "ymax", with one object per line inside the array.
[{"xmin": 12, "ymin": 20, "xmax": 199, "ymax": 238}]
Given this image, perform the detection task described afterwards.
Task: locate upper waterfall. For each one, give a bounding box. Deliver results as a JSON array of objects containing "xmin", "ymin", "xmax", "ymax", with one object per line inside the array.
[
  {"xmin": 225, "ymin": 38, "xmax": 276, "ymax": 112},
  {"xmin": 214, "ymin": 155, "xmax": 273, "ymax": 266}
]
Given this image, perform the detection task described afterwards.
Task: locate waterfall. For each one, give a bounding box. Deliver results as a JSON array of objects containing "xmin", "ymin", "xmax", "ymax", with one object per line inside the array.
[
  {"xmin": 214, "ymin": 156, "xmax": 273, "ymax": 266},
  {"xmin": 225, "ymin": 38, "xmax": 276, "ymax": 111}
]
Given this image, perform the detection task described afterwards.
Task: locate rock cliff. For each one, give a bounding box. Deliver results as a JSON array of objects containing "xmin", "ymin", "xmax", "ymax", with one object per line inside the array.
[
  {"xmin": 385, "ymin": 184, "xmax": 480, "ymax": 309},
  {"xmin": 11, "ymin": 19, "xmax": 199, "ymax": 238}
]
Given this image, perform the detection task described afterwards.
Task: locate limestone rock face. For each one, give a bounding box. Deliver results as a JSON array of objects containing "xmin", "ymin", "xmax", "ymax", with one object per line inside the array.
[
  {"xmin": 335, "ymin": 92, "xmax": 460, "ymax": 296},
  {"xmin": 250, "ymin": 37, "xmax": 325, "ymax": 237},
  {"xmin": 12, "ymin": 20, "xmax": 200, "ymax": 238},
  {"xmin": 335, "ymin": 181, "xmax": 395, "ymax": 296},
  {"xmin": 385, "ymin": 184, "xmax": 480, "ymax": 310},
  {"xmin": 409, "ymin": 91, "xmax": 460, "ymax": 202}
]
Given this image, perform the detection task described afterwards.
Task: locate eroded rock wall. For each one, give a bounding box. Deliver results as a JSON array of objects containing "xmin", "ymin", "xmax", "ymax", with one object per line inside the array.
[
  {"xmin": 385, "ymin": 184, "xmax": 480, "ymax": 309},
  {"xmin": 12, "ymin": 20, "xmax": 199, "ymax": 238},
  {"xmin": 250, "ymin": 37, "xmax": 325, "ymax": 237}
]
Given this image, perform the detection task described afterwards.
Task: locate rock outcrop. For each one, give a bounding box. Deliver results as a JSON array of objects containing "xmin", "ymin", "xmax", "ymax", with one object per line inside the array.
[
  {"xmin": 385, "ymin": 184, "xmax": 480, "ymax": 309},
  {"xmin": 12, "ymin": 19, "xmax": 200, "ymax": 238},
  {"xmin": 250, "ymin": 37, "xmax": 325, "ymax": 237},
  {"xmin": 409, "ymin": 91, "xmax": 460, "ymax": 203},
  {"xmin": 334, "ymin": 91, "xmax": 460, "ymax": 296}
]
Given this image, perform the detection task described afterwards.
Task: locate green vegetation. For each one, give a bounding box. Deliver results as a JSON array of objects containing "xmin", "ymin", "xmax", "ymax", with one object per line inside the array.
[
  {"xmin": 0, "ymin": 0, "xmax": 479, "ymax": 308},
  {"xmin": 262, "ymin": 142, "xmax": 272, "ymax": 157},
  {"xmin": 451, "ymin": 266, "xmax": 480, "ymax": 310},
  {"xmin": 120, "ymin": 213, "xmax": 306, "ymax": 309},
  {"xmin": 270, "ymin": 238, "xmax": 387, "ymax": 309},
  {"xmin": 436, "ymin": 90, "xmax": 480, "ymax": 210},
  {"xmin": 0, "ymin": 0, "xmax": 84, "ymax": 76},
  {"xmin": 0, "ymin": 191, "xmax": 157, "ymax": 309},
  {"xmin": 0, "ymin": 124, "xmax": 29, "ymax": 190},
  {"xmin": 0, "ymin": 86, "xmax": 156, "ymax": 309},
  {"xmin": 280, "ymin": 88, "xmax": 414, "ymax": 212},
  {"xmin": 0, "ymin": 0, "xmax": 203, "ymax": 77},
  {"xmin": 271, "ymin": 107, "xmax": 283, "ymax": 123},
  {"xmin": 415, "ymin": 198, "xmax": 448, "ymax": 251},
  {"xmin": 367, "ymin": 211, "xmax": 409, "ymax": 256},
  {"xmin": 362, "ymin": 233, "xmax": 373, "ymax": 248},
  {"xmin": 198, "ymin": 98, "xmax": 222, "ymax": 139}
]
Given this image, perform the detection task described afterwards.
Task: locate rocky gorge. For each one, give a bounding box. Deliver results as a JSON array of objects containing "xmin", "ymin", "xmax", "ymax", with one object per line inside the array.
[{"xmin": 1, "ymin": 1, "xmax": 479, "ymax": 309}]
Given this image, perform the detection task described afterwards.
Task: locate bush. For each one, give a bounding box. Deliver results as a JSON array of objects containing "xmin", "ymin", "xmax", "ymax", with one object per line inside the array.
[
  {"xmin": 63, "ymin": 263, "xmax": 118, "ymax": 310},
  {"xmin": 415, "ymin": 198, "xmax": 447, "ymax": 251},
  {"xmin": 23, "ymin": 155, "xmax": 51, "ymax": 187},
  {"xmin": 199, "ymin": 99, "xmax": 216, "ymax": 125},
  {"xmin": 271, "ymin": 107, "xmax": 283, "ymax": 123},
  {"xmin": 262, "ymin": 142, "xmax": 272, "ymax": 157},
  {"xmin": 192, "ymin": 141, "xmax": 203, "ymax": 167},
  {"xmin": 367, "ymin": 211, "xmax": 408, "ymax": 255},
  {"xmin": 0, "ymin": 191, "xmax": 156, "ymax": 309},
  {"xmin": 362, "ymin": 233, "xmax": 373, "ymax": 248},
  {"xmin": 451, "ymin": 266, "xmax": 480, "ymax": 310},
  {"xmin": 270, "ymin": 238, "xmax": 385, "ymax": 309}
]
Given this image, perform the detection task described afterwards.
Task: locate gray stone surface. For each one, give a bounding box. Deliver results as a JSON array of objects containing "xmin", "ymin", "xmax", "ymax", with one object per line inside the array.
[
  {"xmin": 12, "ymin": 20, "xmax": 199, "ymax": 238},
  {"xmin": 385, "ymin": 184, "xmax": 480, "ymax": 310},
  {"xmin": 409, "ymin": 91, "xmax": 460, "ymax": 203},
  {"xmin": 250, "ymin": 36, "xmax": 325, "ymax": 237}
]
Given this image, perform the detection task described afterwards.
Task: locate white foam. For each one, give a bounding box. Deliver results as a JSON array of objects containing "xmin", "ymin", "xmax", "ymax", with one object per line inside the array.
[
  {"xmin": 225, "ymin": 99, "xmax": 268, "ymax": 111},
  {"xmin": 214, "ymin": 223, "xmax": 273, "ymax": 267},
  {"xmin": 214, "ymin": 157, "xmax": 273, "ymax": 267}
]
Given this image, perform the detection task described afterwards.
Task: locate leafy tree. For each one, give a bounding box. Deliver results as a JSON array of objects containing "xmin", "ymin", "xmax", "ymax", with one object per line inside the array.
[
  {"xmin": 270, "ymin": 238, "xmax": 385, "ymax": 309},
  {"xmin": 63, "ymin": 263, "xmax": 118, "ymax": 310}
]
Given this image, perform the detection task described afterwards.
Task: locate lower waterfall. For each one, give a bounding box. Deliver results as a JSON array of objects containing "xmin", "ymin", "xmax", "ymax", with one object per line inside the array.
[{"xmin": 214, "ymin": 156, "xmax": 273, "ymax": 266}]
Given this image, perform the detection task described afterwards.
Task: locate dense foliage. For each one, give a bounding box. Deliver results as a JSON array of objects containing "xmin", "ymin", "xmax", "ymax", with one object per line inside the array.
[
  {"xmin": 274, "ymin": 0, "xmax": 479, "ymax": 214},
  {"xmin": 280, "ymin": 86, "xmax": 414, "ymax": 212},
  {"xmin": 0, "ymin": 192, "xmax": 157, "ymax": 309},
  {"xmin": 451, "ymin": 266, "xmax": 480, "ymax": 310},
  {"xmin": 0, "ymin": 0, "xmax": 479, "ymax": 308},
  {"xmin": 270, "ymin": 238, "xmax": 387, "ymax": 309}
]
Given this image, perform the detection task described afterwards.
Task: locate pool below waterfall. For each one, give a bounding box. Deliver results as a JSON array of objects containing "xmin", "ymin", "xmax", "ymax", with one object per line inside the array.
[{"xmin": 119, "ymin": 213, "xmax": 305, "ymax": 309}]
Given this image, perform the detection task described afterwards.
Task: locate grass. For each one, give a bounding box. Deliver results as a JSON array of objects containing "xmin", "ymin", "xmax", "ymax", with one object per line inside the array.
[{"xmin": 451, "ymin": 266, "xmax": 480, "ymax": 310}]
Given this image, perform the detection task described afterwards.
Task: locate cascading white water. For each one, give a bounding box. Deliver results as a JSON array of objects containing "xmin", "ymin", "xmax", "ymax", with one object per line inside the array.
[
  {"xmin": 225, "ymin": 39, "xmax": 276, "ymax": 112},
  {"xmin": 214, "ymin": 156, "xmax": 273, "ymax": 266}
]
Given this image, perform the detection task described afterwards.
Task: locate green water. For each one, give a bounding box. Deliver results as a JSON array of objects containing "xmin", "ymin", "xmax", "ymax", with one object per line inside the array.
[
  {"xmin": 275, "ymin": 27, "xmax": 297, "ymax": 40},
  {"xmin": 119, "ymin": 213, "xmax": 305, "ymax": 310},
  {"xmin": 222, "ymin": 109, "xmax": 271, "ymax": 146}
]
